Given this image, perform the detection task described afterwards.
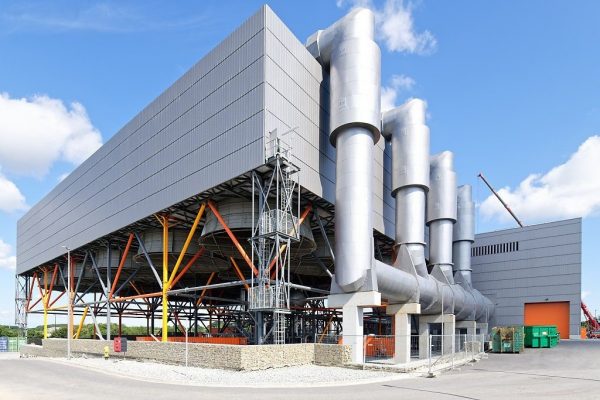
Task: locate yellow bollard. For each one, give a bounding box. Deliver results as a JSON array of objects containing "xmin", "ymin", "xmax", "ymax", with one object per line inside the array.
[{"xmin": 103, "ymin": 346, "xmax": 109, "ymax": 360}]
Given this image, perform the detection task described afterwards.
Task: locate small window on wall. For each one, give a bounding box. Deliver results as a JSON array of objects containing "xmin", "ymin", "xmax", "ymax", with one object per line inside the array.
[{"xmin": 472, "ymin": 241, "xmax": 520, "ymax": 257}]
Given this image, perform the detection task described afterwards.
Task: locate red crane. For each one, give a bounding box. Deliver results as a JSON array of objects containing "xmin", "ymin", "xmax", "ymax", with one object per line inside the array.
[{"xmin": 581, "ymin": 301, "xmax": 600, "ymax": 338}]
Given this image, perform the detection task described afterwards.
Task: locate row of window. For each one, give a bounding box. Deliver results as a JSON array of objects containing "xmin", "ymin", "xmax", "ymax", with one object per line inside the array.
[{"xmin": 472, "ymin": 241, "xmax": 519, "ymax": 257}]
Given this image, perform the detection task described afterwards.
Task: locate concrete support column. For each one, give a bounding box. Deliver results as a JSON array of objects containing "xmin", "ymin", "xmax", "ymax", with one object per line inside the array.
[
  {"xmin": 418, "ymin": 314, "xmax": 456, "ymax": 359},
  {"xmin": 328, "ymin": 291, "xmax": 381, "ymax": 364},
  {"xmin": 476, "ymin": 322, "xmax": 488, "ymax": 336},
  {"xmin": 443, "ymin": 315, "xmax": 456, "ymax": 355},
  {"xmin": 456, "ymin": 320, "xmax": 477, "ymax": 336},
  {"xmin": 342, "ymin": 305, "xmax": 364, "ymax": 363},
  {"xmin": 387, "ymin": 303, "xmax": 420, "ymax": 364},
  {"xmin": 418, "ymin": 319, "xmax": 430, "ymax": 360}
]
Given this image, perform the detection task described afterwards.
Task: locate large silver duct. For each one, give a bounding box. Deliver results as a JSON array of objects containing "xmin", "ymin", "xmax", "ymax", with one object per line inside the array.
[
  {"xmin": 306, "ymin": 8, "xmax": 381, "ymax": 292},
  {"xmin": 307, "ymin": 9, "xmax": 493, "ymax": 323},
  {"xmin": 453, "ymin": 185, "xmax": 475, "ymax": 287},
  {"xmin": 382, "ymin": 99, "xmax": 429, "ymax": 277},
  {"xmin": 427, "ymin": 151, "xmax": 457, "ymax": 283}
]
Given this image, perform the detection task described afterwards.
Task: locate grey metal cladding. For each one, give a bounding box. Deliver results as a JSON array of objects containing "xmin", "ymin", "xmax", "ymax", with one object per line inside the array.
[
  {"xmin": 262, "ymin": 7, "xmax": 395, "ymax": 238},
  {"xmin": 18, "ymin": 5, "xmax": 401, "ymax": 273},
  {"xmin": 471, "ymin": 218, "xmax": 582, "ymax": 338},
  {"xmin": 17, "ymin": 6, "xmax": 269, "ymax": 273}
]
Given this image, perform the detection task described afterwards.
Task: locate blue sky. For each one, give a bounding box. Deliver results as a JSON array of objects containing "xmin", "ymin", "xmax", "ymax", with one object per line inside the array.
[{"xmin": 0, "ymin": 0, "xmax": 599, "ymax": 325}]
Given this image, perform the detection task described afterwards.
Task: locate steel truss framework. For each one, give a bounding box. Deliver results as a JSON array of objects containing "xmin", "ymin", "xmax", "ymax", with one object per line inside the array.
[{"xmin": 17, "ymin": 158, "xmax": 395, "ymax": 344}]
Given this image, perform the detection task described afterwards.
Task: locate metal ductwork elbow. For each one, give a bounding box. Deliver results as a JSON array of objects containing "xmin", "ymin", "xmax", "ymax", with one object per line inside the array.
[
  {"xmin": 306, "ymin": 8, "xmax": 381, "ymax": 292},
  {"xmin": 427, "ymin": 151, "xmax": 457, "ymax": 283},
  {"xmin": 382, "ymin": 99, "xmax": 430, "ymax": 277}
]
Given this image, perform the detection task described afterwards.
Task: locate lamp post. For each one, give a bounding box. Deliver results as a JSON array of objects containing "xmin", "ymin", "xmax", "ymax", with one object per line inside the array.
[{"xmin": 62, "ymin": 246, "xmax": 72, "ymax": 360}]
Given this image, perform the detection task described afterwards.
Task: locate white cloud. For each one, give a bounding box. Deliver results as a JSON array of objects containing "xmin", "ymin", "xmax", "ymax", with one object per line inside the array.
[
  {"xmin": 480, "ymin": 136, "xmax": 600, "ymax": 223},
  {"xmin": 338, "ymin": 0, "xmax": 437, "ymax": 54},
  {"xmin": 1, "ymin": 3, "xmax": 210, "ymax": 34},
  {"xmin": 381, "ymin": 74, "xmax": 415, "ymax": 112},
  {"xmin": 0, "ymin": 239, "xmax": 16, "ymax": 271},
  {"xmin": 0, "ymin": 92, "xmax": 102, "ymax": 177},
  {"xmin": 0, "ymin": 171, "xmax": 27, "ymax": 212},
  {"xmin": 582, "ymin": 290, "xmax": 591, "ymax": 300}
]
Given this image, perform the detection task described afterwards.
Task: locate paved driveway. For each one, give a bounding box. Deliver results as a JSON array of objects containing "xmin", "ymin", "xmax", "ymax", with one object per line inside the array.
[{"xmin": 1, "ymin": 340, "xmax": 599, "ymax": 399}]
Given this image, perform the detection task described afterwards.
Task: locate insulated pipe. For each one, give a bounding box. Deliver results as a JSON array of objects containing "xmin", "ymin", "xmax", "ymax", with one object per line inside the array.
[
  {"xmin": 306, "ymin": 8, "xmax": 381, "ymax": 292},
  {"xmin": 453, "ymin": 185, "xmax": 475, "ymax": 287},
  {"xmin": 427, "ymin": 152, "xmax": 457, "ymax": 283},
  {"xmin": 382, "ymin": 99, "xmax": 430, "ymax": 277},
  {"xmin": 307, "ymin": 8, "xmax": 494, "ymax": 323}
]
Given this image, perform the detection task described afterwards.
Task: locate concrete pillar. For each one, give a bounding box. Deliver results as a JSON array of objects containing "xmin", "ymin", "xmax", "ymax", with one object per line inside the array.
[
  {"xmin": 418, "ymin": 319, "xmax": 430, "ymax": 359},
  {"xmin": 456, "ymin": 320, "xmax": 476, "ymax": 351},
  {"xmin": 386, "ymin": 303, "xmax": 420, "ymax": 364},
  {"xmin": 443, "ymin": 315, "xmax": 455, "ymax": 355},
  {"xmin": 328, "ymin": 291, "xmax": 381, "ymax": 364},
  {"xmin": 342, "ymin": 305, "xmax": 364, "ymax": 363},
  {"xmin": 456, "ymin": 320, "xmax": 477, "ymax": 336},
  {"xmin": 476, "ymin": 322, "xmax": 488, "ymax": 336},
  {"xmin": 418, "ymin": 314, "xmax": 456, "ymax": 359}
]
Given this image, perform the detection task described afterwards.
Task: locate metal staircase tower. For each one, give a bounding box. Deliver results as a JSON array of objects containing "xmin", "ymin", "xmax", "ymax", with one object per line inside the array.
[
  {"xmin": 249, "ymin": 131, "xmax": 301, "ymax": 344},
  {"xmin": 15, "ymin": 275, "xmax": 28, "ymax": 341}
]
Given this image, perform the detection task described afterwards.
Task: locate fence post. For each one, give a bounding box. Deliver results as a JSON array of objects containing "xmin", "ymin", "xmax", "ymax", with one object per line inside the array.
[
  {"xmin": 451, "ymin": 333, "xmax": 454, "ymax": 369},
  {"xmin": 428, "ymin": 334, "xmax": 432, "ymax": 376}
]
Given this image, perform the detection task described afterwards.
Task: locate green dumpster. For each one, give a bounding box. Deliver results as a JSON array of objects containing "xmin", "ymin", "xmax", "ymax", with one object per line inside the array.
[
  {"xmin": 524, "ymin": 325, "xmax": 559, "ymax": 348},
  {"xmin": 492, "ymin": 326, "xmax": 524, "ymax": 353}
]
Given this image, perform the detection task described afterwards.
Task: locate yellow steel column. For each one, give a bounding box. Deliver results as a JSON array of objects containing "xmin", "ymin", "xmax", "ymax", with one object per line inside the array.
[
  {"xmin": 75, "ymin": 306, "xmax": 89, "ymax": 339},
  {"xmin": 161, "ymin": 215, "xmax": 169, "ymax": 342}
]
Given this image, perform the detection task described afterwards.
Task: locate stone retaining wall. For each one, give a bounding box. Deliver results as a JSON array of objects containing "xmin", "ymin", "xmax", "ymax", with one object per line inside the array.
[{"xmin": 20, "ymin": 339, "xmax": 351, "ymax": 370}]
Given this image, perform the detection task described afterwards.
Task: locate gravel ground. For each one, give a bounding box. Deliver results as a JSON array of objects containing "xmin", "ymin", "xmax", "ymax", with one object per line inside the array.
[{"xmin": 50, "ymin": 356, "xmax": 403, "ymax": 387}]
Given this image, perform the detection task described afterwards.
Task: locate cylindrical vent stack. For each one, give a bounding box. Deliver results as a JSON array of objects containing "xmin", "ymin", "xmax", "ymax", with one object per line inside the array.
[
  {"xmin": 453, "ymin": 185, "xmax": 475, "ymax": 287},
  {"xmin": 306, "ymin": 8, "xmax": 381, "ymax": 292},
  {"xmin": 381, "ymin": 98, "xmax": 430, "ymax": 277},
  {"xmin": 427, "ymin": 151, "xmax": 457, "ymax": 283}
]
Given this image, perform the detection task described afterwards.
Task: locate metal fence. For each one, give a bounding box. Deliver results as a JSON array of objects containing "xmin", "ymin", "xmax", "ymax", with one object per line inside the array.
[{"xmin": 318, "ymin": 333, "xmax": 488, "ymax": 373}]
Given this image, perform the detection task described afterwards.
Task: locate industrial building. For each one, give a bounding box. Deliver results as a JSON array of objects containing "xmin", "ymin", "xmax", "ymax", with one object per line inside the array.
[
  {"xmin": 14, "ymin": 5, "xmax": 582, "ymax": 364},
  {"xmin": 472, "ymin": 218, "xmax": 582, "ymax": 339}
]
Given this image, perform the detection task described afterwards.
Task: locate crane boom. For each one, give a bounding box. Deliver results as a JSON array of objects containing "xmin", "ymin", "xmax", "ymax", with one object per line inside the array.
[
  {"xmin": 582, "ymin": 301, "xmax": 600, "ymax": 332},
  {"xmin": 477, "ymin": 173, "xmax": 524, "ymax": 227}
]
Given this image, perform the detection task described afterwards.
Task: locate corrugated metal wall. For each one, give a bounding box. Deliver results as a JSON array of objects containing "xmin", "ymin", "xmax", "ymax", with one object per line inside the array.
[
  {"xmin": 471, "ymin": 218, "xmax": 582, "ymax": 338},
  {"xmin": 17, "ymin": 5, "xmax": 398, "ymax": 274},
  {"xmin": 17, "ymin": 7, "xmax": 269, "ymax": 273},
  {"xmin": 262, "ymin": 7, "xmax": 395, "ymax": 237}
]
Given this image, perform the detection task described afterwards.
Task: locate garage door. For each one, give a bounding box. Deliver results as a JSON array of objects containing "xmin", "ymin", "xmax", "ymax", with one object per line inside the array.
[{"xmin": 524, "ymin": 302, "xmax": 570, "ymax": 339}]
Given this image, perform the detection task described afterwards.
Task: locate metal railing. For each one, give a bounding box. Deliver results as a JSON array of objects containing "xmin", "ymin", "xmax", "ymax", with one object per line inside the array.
[{"xmin": 319, "ymin": 333, "xmax": 488, "ymax": 374}]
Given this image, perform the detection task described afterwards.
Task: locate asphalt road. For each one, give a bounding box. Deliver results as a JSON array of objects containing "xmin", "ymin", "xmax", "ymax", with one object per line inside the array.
[{"xmin": 1, "ymin": 340, "xmax": 599, "ymax": 399}]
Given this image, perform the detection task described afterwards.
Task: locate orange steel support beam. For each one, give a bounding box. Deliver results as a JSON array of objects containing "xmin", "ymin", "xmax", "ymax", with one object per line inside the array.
[
  {"xmin": 36, "ymin": 272, "xmax": 44, "ymax": 299},
  {"xmin": 207, "ymin": 200, "xmax": 258, "ymax": 277},
  {"xmin": 25, "ymin": 273, "xmax": 36, "ymax": 311},
  {"xmin": 196, "ymin": 272, "xmax": 216, "ymax": 306},
  {"xmin": 129, "ymin": 281, "xmax": 150, "ymax": 305},
  {"xmin": 108, "ymin": 233, "xmax": 134, "ymax": 299},
  {"xmin": 110, "ymin": 291, "xmax": 162, "ymax": 302},
  {"xmin": 229, "ymin": 257, "xmax": 249, "ymax": 291},
  {"xmin": 171, "ymin": 248, "xmax": 205, "ymax": 288},
  {"xmin": 167, "ymin": 203, "xmax": 206, "ymax": 289},
  {"xmin": 269, "ymin": 205, "xmax": 312, "ymax": 278},
  {"xmin": 47, "ymin": 264, "xmax": 58, "ymax": 299},
  {"xmin": 48, "ymin": 291, "xmax": 66, "ymax": 308},
  {"xmin": 28, "ymin": 297, "xmax": 42, "ymax": 312}
]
